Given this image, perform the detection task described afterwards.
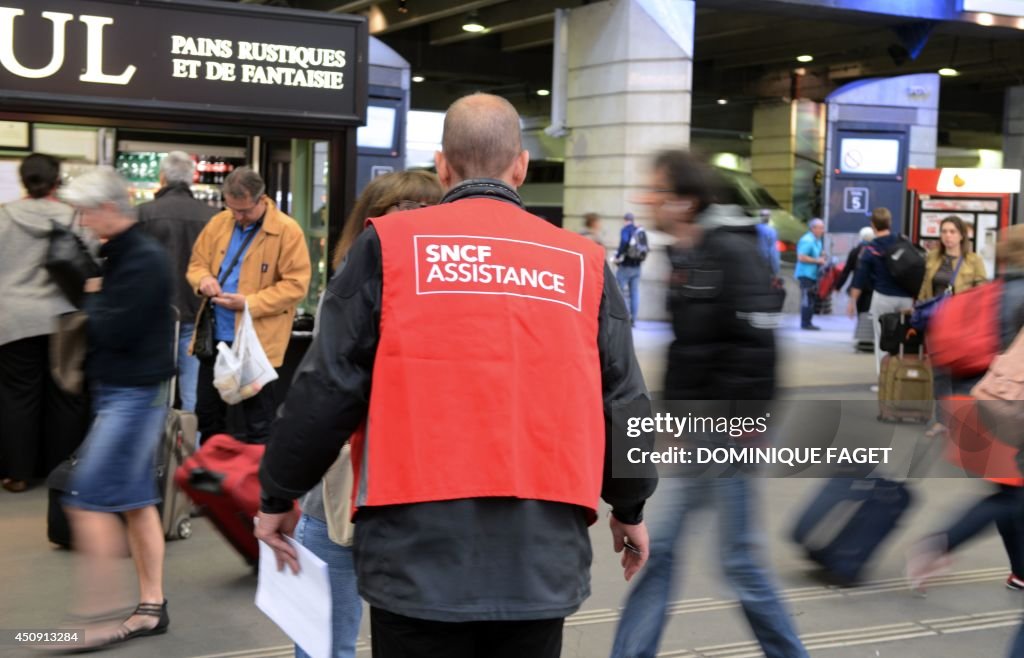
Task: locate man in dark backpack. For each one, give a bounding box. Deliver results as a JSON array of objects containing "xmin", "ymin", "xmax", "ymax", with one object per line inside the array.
[
  {"xmin": 847, "ymin": 207, "xmax": 916, "ymax": 378},
  {"xmin": 614, "ymin": 212, "xmax": 647, "ymax": 325}
]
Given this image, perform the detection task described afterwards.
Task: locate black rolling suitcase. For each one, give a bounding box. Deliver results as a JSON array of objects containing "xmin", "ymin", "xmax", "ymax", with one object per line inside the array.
[{"xmin": 791, "ymin": 477, "xmax": 913, "ymax": 585}]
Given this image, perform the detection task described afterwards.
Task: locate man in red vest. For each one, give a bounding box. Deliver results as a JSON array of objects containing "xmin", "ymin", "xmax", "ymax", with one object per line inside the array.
[{"xmin": 256, "ymin": 92, "xmax": 656, "ymax": 657}]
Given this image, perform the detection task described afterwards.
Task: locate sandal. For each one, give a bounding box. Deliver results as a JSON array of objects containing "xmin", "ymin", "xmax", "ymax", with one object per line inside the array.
[
  {"xmin": 924, "ymin": 423, "xmax": 947, "ymax": 439},
  {"xmin": 65, "ymin": 600, "xmax": 169, "ymax": 653}
]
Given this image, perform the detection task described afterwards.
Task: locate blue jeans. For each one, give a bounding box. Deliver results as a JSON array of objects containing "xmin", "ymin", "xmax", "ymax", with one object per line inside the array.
[
  {"xmin": 1011, "ymin": 624, "xmax": 1024, "ymax": 658},
  {"xmin": 294, "ymin": 514, "xmax": 362, "ymax": 658},
  {"xmin": 178, "ymin": 322, "xmax": 199, "ymax": 413},
  {"xmin": 616, "ymin": 265, "xmax": 641, "ymax": 324},
  {"xmin": 610, "ymin": 478, "xmax": 808, "ymax": 658},
  {"xmin": 798, "ymin": 277, "xmax": 817, "ymax": 328}
]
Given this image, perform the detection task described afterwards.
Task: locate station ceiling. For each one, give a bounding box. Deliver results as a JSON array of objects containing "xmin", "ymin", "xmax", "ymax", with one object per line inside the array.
[{"xmin": 234, "ymin": 0, "xmax": 1024, "ymax": 148}]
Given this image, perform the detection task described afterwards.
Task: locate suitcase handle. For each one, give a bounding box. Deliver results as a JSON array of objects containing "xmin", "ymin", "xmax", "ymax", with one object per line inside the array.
[{"xmin": 188, "ymin": 468, "xmax": 225, "ymax": 495}]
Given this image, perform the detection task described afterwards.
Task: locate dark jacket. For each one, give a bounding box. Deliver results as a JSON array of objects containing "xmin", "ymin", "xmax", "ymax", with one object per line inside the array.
[
  {"xmin": 664, "ymin": 205, "xmax": 780, "ymax": 401},
  {"xmin": 84, "ymin": 224, "xmax": 174, "ymax": 387},
  {"xmin": 615, "ymin": 223, "xmax": 645, "ymax": 267},
  {"xmin": 137, "ymin": 183, "xmax": 215, "ymax": 320},
  {"xmin": 852, "ymin": 234, "xmax": 913, "ymax": 298},
  {"xmin": 259, "ymin": 179, "xmax": 655, "ymax": 622},
  {"xmin": 836, "ymin": 242, "xmax": 873, "ymax": 313}
]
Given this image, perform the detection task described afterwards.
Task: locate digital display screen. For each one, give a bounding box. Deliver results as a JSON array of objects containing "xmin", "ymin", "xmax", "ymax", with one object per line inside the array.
[
  {"xmin": 357, "ymin": 105, "xmax": 398, "ymax": 151},
  {"xmin": 839, "ymin": 138, "xmax": 901, "ymax": 176}
]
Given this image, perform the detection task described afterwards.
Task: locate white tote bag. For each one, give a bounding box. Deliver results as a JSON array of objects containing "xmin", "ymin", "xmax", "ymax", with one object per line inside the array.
[{"xmin": 213, "ymin": 304, "xmax": 279, "ymax": 404}]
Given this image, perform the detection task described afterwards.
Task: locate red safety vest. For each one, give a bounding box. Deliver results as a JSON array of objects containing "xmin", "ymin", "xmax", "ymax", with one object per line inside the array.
[{"xmin": 349, "ymin": 198, "xmax": 608, "ymax": 521}]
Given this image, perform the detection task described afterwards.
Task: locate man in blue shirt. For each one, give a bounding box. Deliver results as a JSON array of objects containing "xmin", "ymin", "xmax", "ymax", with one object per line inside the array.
[
  {"xmin": 795, "ymin": 218, "xmax": 826, "ymax": 330},
  {"xmin": 614, "ymin": 213, "xmax": 646, "ymax": 326},
  {"xmin": 847, "ymin": 207, "xmax": 915, "ymax": 376},
  {"xmin": 756, "ymin": 210, "xmax": 780, "ymax": 278}
]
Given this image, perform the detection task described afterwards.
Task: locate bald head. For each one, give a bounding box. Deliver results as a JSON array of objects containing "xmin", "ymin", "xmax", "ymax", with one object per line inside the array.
[{"xmin": 437, "ymin": 93, "xmax": 526, "ymax": 185}]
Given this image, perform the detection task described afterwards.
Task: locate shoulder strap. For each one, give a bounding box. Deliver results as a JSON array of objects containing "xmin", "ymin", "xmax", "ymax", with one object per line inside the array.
[{"xmin": 216, "ymin": 225, "xmax": 260, "ymax": 286}]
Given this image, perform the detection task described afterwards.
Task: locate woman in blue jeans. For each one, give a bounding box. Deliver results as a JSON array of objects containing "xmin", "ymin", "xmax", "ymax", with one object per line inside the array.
[
  {"xmin": 294, "ymin": 170, "xmax": 445, "ymax": 658},
  {"xmin": 610, "ymin": 477, "xmax": 808, "ymax": 658}
]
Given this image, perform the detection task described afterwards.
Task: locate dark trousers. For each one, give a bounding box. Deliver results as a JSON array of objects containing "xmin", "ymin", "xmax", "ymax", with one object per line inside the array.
[
  {"xmin": 369, "ymin": 607, "xmax": 563, "ymax": 658},
  {"xmin": 798, "ymin": 277, "xmax": 817, "ymax": 328},
  {"xmin": 0, "ymin": 335, "xmax": 89, "ymax": 481},
  {"xmin": 196, "ymin": 350, "xmax": 277, "ymax": 444},
  {"xmin": 945, "ymin": 484, "xmax": 1024, "ymax": 576}
]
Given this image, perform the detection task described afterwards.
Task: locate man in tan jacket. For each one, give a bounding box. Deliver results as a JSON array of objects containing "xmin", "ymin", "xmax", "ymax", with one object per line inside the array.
[{"xmin": 187, "ymin": 167, "xmax": 310, "ymax": 443}]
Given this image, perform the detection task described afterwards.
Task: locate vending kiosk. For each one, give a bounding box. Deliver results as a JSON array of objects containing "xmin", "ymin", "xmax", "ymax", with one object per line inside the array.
[{"xmin": 905, "ymin": 168, "xmax": 1021, "ymax": 276}]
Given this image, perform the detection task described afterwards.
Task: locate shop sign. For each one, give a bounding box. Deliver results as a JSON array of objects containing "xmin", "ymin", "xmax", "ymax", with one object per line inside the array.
[{"xmin": 0, "ymin": 0, "xmax": 367, "ymax": 128}]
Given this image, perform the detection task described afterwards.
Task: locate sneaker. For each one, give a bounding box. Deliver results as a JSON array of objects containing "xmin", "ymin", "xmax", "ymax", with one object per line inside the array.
[
  {"xmin": 1006, "ymin": 574, "xmax": 1024, "ymax": 591},
  {"xmin": 801, "ymin": 325, "xmax": 821, "ymax": 331},
  {"xmin": 906, "ymin": 536, "xmax": 952, "ymax": 592}
]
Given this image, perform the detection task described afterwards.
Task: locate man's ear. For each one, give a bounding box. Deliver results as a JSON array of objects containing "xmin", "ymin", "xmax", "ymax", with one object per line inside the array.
[
  {"xmin": 509, "ymin": 150, "xmax": 530, "ymax": 188},
  {"xmin": 435, "ymin": 151, "xmax": 453, "ymax": 189}
]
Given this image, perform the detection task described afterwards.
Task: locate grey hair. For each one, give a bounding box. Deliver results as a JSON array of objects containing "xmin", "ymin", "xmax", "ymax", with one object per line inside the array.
[
  {"xmin": 160, "ymin": 151, "xmax": 195, "ymax": 186},
  {"xmin": 59, "ymin": 166, "xmax": 134, "ymax": 217},
  {"xmin": 809, "ymin": 218, "xmax": 825, "ymax": 229},
  {"xmin": 223, "ymin": 166, "xmax": 265, "ymax": 201},
  {"xmin": 859, "ymin": 226, "xmax": 875, "ymax": 242}
]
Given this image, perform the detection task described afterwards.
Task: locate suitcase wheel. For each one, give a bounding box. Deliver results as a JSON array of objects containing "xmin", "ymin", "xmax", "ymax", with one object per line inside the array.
[{"xmin": 176, "ymin": 518, "xmax": 192, "ymax": 540}]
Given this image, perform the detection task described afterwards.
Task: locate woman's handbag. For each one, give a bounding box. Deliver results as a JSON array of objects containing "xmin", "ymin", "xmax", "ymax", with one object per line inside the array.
[
  {"xmin": 322, "ymin": 444, "xmax": 356, "ymax": 547},
  {"xmin": 50, "ymin": 311, "xmax": 88, "ymax": 395},
  {"xmin": 910, "ymin": 256, "xmax": 964, "ymax": 332},
  {"xmin": 45, "ymin": 217, "xmax": 100, "ymax": 307}
]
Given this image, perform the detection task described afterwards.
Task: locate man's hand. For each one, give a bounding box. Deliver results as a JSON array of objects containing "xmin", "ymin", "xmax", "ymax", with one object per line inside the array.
[
  {"xmin": 199, "ymin": 276, "xmax": 222, "ymax": 298},
  {"xmin": 818, "ymin": 257, "xmax": 827, "ymax": 266},
  {"xmin": 212, "ymin": 292, "xmax": 246, "ymax": 311},
  {"xmin": 83, "ymin": 277, "xmax": 102, "ymax": 294},
  {"xmin": 254, "ymin": 508, "xmax": 301, "ymax": 574},
  {"xmin": 610, "ymin": 516, "xmax": 649, "ymax": 582},
  {"xmin": 846, "ymin": 299, "xmax": 856, "ymax": 319}
]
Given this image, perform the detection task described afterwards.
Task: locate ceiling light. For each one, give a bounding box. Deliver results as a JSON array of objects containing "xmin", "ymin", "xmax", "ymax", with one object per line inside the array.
[
  {"xmin": 462, "ymin": 11, "xmax": 485, "ymax": 33},
  {"xmin": 717, "ymin": 98, "xmax": 728, "ymax": 105},
  {"xmin": 536, "ymin": 89, "xmax": 550, "ymax": 97},
  {"xmin": 977, "ymin": 12, "xmax": 995, "ymax": 26},
  {"xmin": 412, "ymin": 75, "xmax": 425, "ymax": 83},
  {"xmin": 796, "ymin": 54, "xmax": 814, "ymax": 63},
  {"xmin": 938, "ymin": 67, "xmax": 960, "ymax": 77}
]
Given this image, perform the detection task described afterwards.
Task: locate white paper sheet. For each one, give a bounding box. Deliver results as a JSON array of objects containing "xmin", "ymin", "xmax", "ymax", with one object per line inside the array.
[{"xmin": 255, "ymin": 535, "xmax": 332, "ymax": 658}]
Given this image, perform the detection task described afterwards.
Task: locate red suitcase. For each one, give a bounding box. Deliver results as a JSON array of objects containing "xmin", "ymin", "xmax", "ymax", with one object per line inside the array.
[{"xmin": 174, "ymin": 433, "xmax": 289, "ymax": 565}]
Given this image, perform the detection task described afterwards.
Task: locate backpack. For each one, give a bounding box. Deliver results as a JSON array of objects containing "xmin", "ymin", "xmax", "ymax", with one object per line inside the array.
[
  {"xmin": 882, "ymin": 238, "xmax": 926, "ymax": 297},
  {"xmin": 625, "ymin": 226, "xmax": 649, "ymax": 261},
  {"xmin": 970, "ymin": 323, "xmax": 1024, "ymax": 450},
  {"xmin": 928, "ymin": 280, "xmax": 1002, "ymax": 377}
]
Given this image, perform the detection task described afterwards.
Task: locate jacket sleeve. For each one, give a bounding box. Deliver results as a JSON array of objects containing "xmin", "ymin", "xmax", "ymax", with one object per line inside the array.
[
  {"xmin": 851, "ymin": 247, "xmax": 874, "ymax": 292},
  {"xmin": 259, "ymin": 228, "xmax": 381, "ymax": 503},
  {"xmin": 186, "ymin": 218, "xmax": 220, "ymax": 293},
  {"xmin": 597, "ymin": 263, "xmax": 657, "ymax": 524},
  {"xmin": 245, "ymin": 222, "xmax": 312, "ymax": 319},
  {"xmin": 918, "ymin": 254, "xmax": 936, "ymax": 300},
  {"xmin": 971, "ymin": 253, "xmax": 988, "ymax": 286},
  {"xmin": 615, "ymin": 226, "xmax": 628, "ymax": 260}
]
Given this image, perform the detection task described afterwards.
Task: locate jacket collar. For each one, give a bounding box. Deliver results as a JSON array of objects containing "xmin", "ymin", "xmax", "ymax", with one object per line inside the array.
[
  {"xmin": 441, "ymin": 178, "xmax": 524, "ymax": 208},
  {"xmin": 231, "ymin": 196, "xmax": 284, "ymax": 235},
  {"xmin": 155, "ymin": 182, "xmax": 193, "ymax": 199},
  {"xmin": 99, "ymin": 222, "xmax": 140, "ymax": 258}
]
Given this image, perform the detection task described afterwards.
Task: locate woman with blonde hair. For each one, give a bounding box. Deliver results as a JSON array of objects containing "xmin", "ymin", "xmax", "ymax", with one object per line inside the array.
[
  {"xmin": 919, "ymin": 216, "xmax": 988, "ymax": 438},
  {"xmin": 294, "ymin": 169, "xmax": 442, "ymax": 658}
]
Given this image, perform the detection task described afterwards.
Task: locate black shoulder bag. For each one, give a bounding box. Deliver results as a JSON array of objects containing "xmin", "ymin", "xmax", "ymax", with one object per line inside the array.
[
  {"xmin": 45, "ymin": 215, "xmax": 101, "ymax": 308},
  {"xmin": 193, "ymin": 227, "xmax": 260, "ymax": 359}
]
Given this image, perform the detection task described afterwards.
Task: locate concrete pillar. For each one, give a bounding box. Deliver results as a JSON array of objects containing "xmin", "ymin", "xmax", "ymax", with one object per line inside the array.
[
  {"xmin": 563, "ymin": 0, "xmax": 694, "ymax": 320},
  {"xmin": 1005, "ymin": 86, "xmax": 1024, "ymax": 226},
  {"xmin": 751, "ymin": 100, "xmax": 825, "ymax": 221}
]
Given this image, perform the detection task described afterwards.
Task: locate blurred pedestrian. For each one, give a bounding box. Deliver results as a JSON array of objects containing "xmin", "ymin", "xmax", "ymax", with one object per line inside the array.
[
  {"xmin": 614, "ymin": 212, "xmax": 648, "ymax": 325},
  {"xmin": 907, "ymin": 225, "xmax": 1024, "ymax": 594},
  {"xmin": 187, "ymin": 167, "xmax": 310, "ymax": 443},
  {"xmin": 580, "ymin": 212, "xmax": 604, "ymax": 246},
  {"xmin": 0, "ymin": 153, "xmax": 90, "ymax": 493},
  {"xmin": 296, "ymin": 169, "xmax": 443, "ymax": 658},
  {"xmin": 58, "ymin": 168, "xmax": 174, "ymax": 650},
  {"xmin": 137, "ymin": 151, "xmax": 215, "ymax": 412},
  {"xmin": 257, "ymin": 92, "xmax": 656, "ymax": 658},
  {"xmin": 756, "ymin": 209, "xmax": 781, "ymax": 278},
  {"xmin": 611, "ymin": 150, "xmax": 806, "ymax": 658},
  {"xmin": 795, "ymin": 218, "xmax": 826, "ymax": 330}
]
